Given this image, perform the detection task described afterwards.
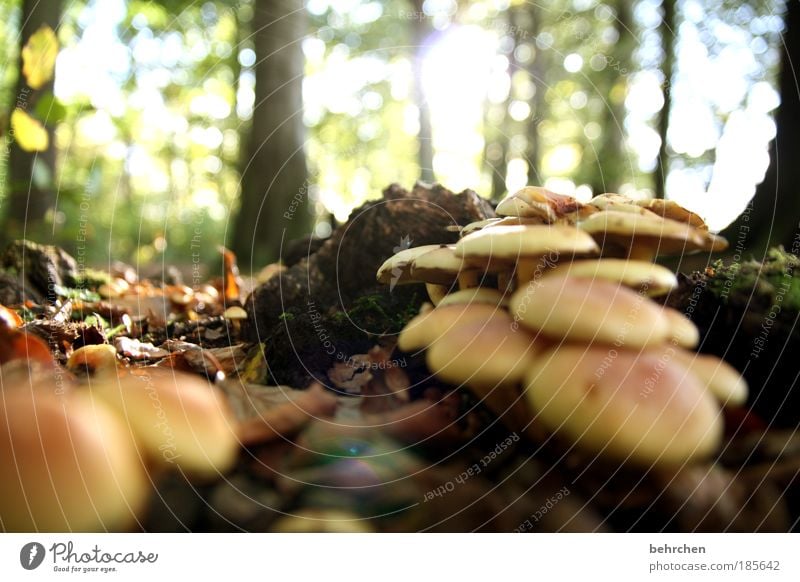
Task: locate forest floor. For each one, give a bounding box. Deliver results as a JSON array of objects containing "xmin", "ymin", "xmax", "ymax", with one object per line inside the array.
[{"xmin": 3, "ymin": 183, "xmax": 800, "ymax": 532}]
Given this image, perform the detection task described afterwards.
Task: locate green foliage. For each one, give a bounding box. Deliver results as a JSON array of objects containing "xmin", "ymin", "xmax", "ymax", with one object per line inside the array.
[{"xmin": 0, "ymin": 0, "xmax": 789, "ymax": 265}]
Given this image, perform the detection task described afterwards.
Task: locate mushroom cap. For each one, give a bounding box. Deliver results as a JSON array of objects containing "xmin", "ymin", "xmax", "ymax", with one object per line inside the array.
[
  {"xmin": 587, "ymin": 193, "xmax": 655, "ymax": 215},
  {"xmin": 578, "ymin": 210, "xmax": 728, "ymax": 256},
  {"xmin": 510, "ymin": 276, "xmax": 672, "ymax": 348},
  {"xmin": 409, "ymin": 245, "xmax": 470, "ymax": 285},
  {"xmin": 668, "ymin": 348, "xmax": 748, "ymax": 406},
  {"xmin": 634, "ymin": 198, "xmax": 708, "ymax": 230},
  {"xmin": 456, "ymin": 216, "xmax": 552, "ymax": 236},
  {"xmin": 92, "ymin": 369, "xmax": 238, "ymax": 478},
  {"xmin": 376, "ymin": 244, "xmax": 444, "ymax": 285},
  {"xmin": 455, "ymin": 224, "xmax": 600, "ymax": 268},
  {"xmin": 454, "ymin": 218, "xmax": 504, "ymax": 236},
  {"xmin": 496, "ymin": 186, "xmax": 584, "ymax": 223},
  {"xmin": 437, "ymin": 287, "xmax": 509, "ymax": 308},
  {"xmin": 543, "ymin": 258, "xmax": 678, "ymax": 296},
  {"xmin": 0, "ymin": 390, "xmax": 148, "ymax": 531},
  {"xmin": 426, "ymin": 320, "xmax": 539, "ymax": 388},
  {"xmin": 426, "ymin": 320, "xmax": 538, "ymax": 432},
  {"xmin": 525, "ymin": 344, "xmax": 723, "ymax": 465},
  {"xmin": 398, "ymin": 303, "xmax": 511, "ymax": 352},
  {"xmin": 67, "ymin": 344, "xmax": 118, "ymax": 374}
]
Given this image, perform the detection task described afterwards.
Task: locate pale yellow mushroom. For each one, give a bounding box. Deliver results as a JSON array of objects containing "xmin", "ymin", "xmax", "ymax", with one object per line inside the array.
[
  {"xmin": 92, "ymin": 369, "xmax": 238, "ymax": 479},
  {"xmin": 0, "ymin": 390, "xmax": 149, "ymax": 531},
  {"xmin": 525, "ymin": 344, "xmax": 723, "ymax": 466},
  {"xmin": 510, "ymin": 276, "xmax": 672, "ymax": 348}
]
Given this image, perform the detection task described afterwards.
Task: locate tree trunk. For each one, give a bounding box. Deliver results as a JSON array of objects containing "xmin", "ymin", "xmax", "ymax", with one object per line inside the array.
[
  {"xmin": 411, "ymin": 0, "xmax": 434, "ymax": 182},
  {"xmin": 231, "ymin": 0, "xmax": 309, "ymax": 268},
  {"xmin": 719, "ymin": 0, "xmax": 800, "ymax": 257},
  {"xmin": 5, "ymin": 0, "xmax": 62, "ymax": 238},
  {"xmin": 654, "ymin": 0, "xmax": 676, "ymax": 200},
  {"xmin": 523, "ymin": 3, "xmax": 543, "ymax": 185},
  {"xmin": 589, "ymin": 1, "xmax": 633, "ymax": 195}
]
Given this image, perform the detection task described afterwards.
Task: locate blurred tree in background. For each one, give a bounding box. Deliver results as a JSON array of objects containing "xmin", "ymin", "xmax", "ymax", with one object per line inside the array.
[{"xmin": 0, "ymin": 0, "xmax": 791, "ymax": 270}]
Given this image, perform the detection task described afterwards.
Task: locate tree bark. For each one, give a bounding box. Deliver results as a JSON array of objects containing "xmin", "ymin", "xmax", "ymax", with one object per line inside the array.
[
  {"xmin": 523, "ymin": 2, "xmax": 543, "ymax": 185},
  {"xmin": 231, "ymin": 0, "xmax": 309, "ymax": 267},
  {"xmin": 5, "ymin": 0, "xmax": 62, "ymax": 238},
  {"xmin": 411, "ymin": 0, "xmax": 434, "ymax": 182},
  {"xmin": 654, "ymin": 0, "xmax": 676, "ymax": 200},
  {"xmin": 719, "ymin": 1, "xmax": 800, "ymax": 257},
  {"xmin": 594, "ymin": 0, "xmax": 634, "ymax": 195}
]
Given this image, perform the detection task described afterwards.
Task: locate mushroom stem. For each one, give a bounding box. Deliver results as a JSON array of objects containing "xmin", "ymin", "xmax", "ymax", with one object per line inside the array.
[
  {"xmin": 627, "ymin": 246, "xmax": 657, "ymax": 262},
  {"xmin": 515, "ymin": 259, "xmax": 539, "ymax": 286},
  {"xmin": 497, "ymin": 270, "xmax": 513, "ymax": 294},
  {"xmin": 457, "ymin": 271, "xmax": 479, "ymax": 289},
  {"xmin": 425, "ymin": 283, "xmax": 448, "ymax": 306}
]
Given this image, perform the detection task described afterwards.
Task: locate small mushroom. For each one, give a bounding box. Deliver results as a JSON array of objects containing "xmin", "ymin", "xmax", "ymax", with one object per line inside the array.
[
  {"xmin": 67, "ymin": 344, "xmax": 118, "ymax": 374},
  {"xmin": 455, "ymin": 224, "xmax": 599, "ymax": 284},
  {"xmin": 398, "ymin": 303, "xmax": 511, "ymax": 352},
  {"xmin": 376, "ymin": 244, "xmax": 444, "ymax": 285},
  {"xmin": 543, "ymin": 258, "xmax": 678, "ymax": 296},
  {"xmin": 454, "ymin": 216, "xmax": 551, "ymax": 236},
  {"xmin": 525, "ymin": 344, "xmax": 723, "ymax": 465},
  {"xmin": 92, "ymin": 369, "xmax": 238, "ymax": 478},
  {"xmin": 0, "ymin": 390, "xmax": 149, "ymax": 531},
  {"xmin": 586, "ymin": 193, "xmax": 656, "ymax": 215},
  {"xmin": 409, "ymin": 245, "xmax": 482, "ymax": 289},
  {"xmin": 578, "ymin": 210, "xmax": 728, "ymax": 261},
  {"xmin": 662, "ymin": 307, "xmax": 700, "ymax": 349},
  {"xmin": 426, "ymin": 320, "xmax": 539, "ymax": 432},
  {"xmin": 496, "ymin": 186, "xmax": 589, "ymax": 223},
  {"xmin": 667, "ymin": 348, "xmax": 748, "ymax": 406},
  {"xmin": 509, "ymin": 276, "xmax": 672, "ymax": 348},
  {"xmin": 223, "ymin": 305, "xmax": 248, "ymax": 320},
  {"xmin": 634, "ymin": 198, "xmax": 708, "ymax": 230},
  {"xmin": 427, "ymin": 320, "xmax": 539, "ymax": 388}
]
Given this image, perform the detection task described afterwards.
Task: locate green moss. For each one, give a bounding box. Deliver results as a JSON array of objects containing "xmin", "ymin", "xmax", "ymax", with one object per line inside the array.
[
  {"xmin": 278, "ymin": 311, "xmax": 296, "ymax": 322},
  {"xmin": 706, "ymin": 247, "xmax": 800, "ymax": 310},
  {"xmin": 73, "ymin": 268, "xmax": 112, "ymax": 288}
]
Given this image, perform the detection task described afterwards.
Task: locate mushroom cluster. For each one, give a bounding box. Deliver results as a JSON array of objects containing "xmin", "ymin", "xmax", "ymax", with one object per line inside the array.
[
  {"xmin": 0, "ymin": 349, "xmax": 239, "ymax": 531},
  {"xmin": 377, "ymin": 186, "xmax": 745, "ymax": 467}
]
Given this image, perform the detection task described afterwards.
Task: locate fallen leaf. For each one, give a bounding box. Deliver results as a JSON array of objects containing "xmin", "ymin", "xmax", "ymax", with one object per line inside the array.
[
  {"xmin": 229, "ymin": 383, "xmax": 338, "ymax": 445},
  {"xmin": 220, "ymin": 247, "xmax": 241, "ymax": 303},
  {"xmin": 114, "ymin": 336, "xmax": 169, "ymax": 360}
]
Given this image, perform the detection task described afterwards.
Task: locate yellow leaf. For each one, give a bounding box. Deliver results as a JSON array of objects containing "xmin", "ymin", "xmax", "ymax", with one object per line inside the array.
[
  {"xmin": 10, "ymin": 109, "xmax": 49, "ymax": 152},
  {"xmin": 21, "ymin": 25, "xmax": 58, "ymax": 90}
]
